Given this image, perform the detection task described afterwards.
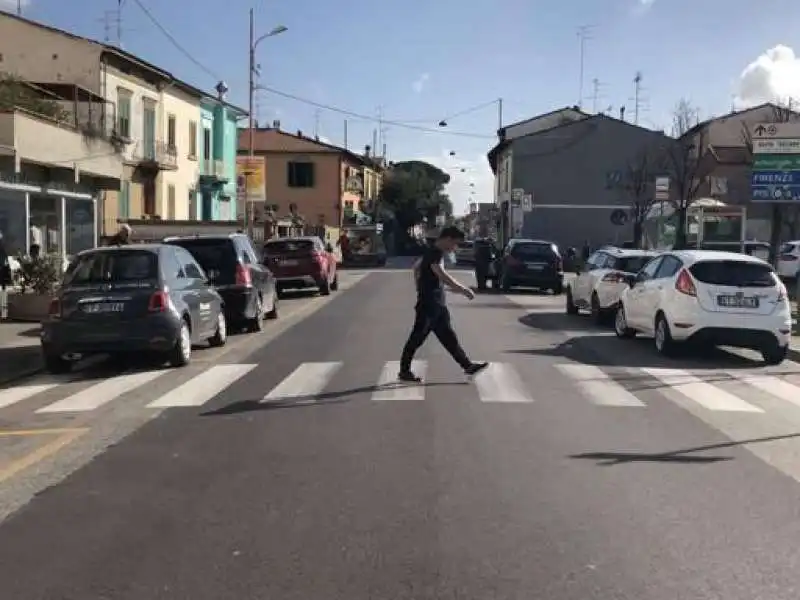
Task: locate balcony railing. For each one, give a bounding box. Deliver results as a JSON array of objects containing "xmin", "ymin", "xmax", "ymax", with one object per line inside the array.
[
  {"xmin": 202, "ymin": 158, "xmax": 227, "ymax": 180},
  {"xmin": 132, "ymin": 139, "xmax": 178, "ymax": 170}
]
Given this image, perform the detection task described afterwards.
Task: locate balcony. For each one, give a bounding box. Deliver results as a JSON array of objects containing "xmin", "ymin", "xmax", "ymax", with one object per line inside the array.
[
  {"xmin": 131, "ymin": 139, "xmax": 178, "ymax": 171},
  {"xmin": 0, "ymin": 109, "xmax": 123, "ymax": 183},
  {"xmin": 200, "ymin": 158, "xmax": 228, "ymax": 183}
]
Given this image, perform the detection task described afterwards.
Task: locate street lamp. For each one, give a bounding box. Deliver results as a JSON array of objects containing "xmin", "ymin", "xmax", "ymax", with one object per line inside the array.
[{"xmin": 247, "ymin": 9, "xmax": 287, "ymax": 232}]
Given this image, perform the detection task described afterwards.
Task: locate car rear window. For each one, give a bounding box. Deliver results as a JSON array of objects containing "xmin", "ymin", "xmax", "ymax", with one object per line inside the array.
[
  {"xmin": 513, "ymin": 243, "xmax": 557, "ymax": 258},
  {"xmin": 689, "ymin": 260, "xmax": 776, "ymax": 288},
  {"xmin": 166, "ymin": 239, "xmax": 238, "ymax": 272},
  {"xmin": 780, "ymin": 243, "xmax": 797, "ymax": 254},
  {"xmin": 615, "ymin": 255, "xmax": 652, "ymax": 273},
  {"xmin": 265, "ymin": 240, "xmax": 315, "ymax": 254},
  {"xmin": 67, "ymin": 250, "xmax": 158, "ymax": 284}
]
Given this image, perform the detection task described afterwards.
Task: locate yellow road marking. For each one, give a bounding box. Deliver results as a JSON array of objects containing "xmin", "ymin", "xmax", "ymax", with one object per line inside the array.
[{"xmin": 0, "ymin": 428, "xmax": 88, "ymax": 484}]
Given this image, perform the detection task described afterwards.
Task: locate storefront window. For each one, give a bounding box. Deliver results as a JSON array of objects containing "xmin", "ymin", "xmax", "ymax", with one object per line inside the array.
[
  {"xmin": 29, "ymin": 194, "xmax": 62, "ymax": 256},
  {"xmin": 66, "ymin": 198, "xmax": 95, "ymax": 256},
  {"xmin": 0, "ymin": 189, "xmax": 27, "ymax": 255}
]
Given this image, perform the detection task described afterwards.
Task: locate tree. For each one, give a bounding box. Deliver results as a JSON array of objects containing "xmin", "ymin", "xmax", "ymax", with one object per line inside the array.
[
  {"xmin": 0, "ymin": 72, "xmax": 68, "ymax": 121},
  {"xmin": 616, "ymin": 144, "xmax": 668, "ymax": 248},
  {"xmin": 741, "ymin": 102, "xmax": 799, "ymax": 265},
  {"xmin": 666, "ymin": 99, "xmax": 707, "ymax": 249},
  {"xmin": 379, "ymin": 160, "xmax": 452, "ymax": 233}
]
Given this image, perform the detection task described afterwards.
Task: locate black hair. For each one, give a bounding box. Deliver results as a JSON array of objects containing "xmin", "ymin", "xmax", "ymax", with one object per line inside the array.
[{"xmin": 438, "ymin": 226, "xmax": 465, "ymax": 241}]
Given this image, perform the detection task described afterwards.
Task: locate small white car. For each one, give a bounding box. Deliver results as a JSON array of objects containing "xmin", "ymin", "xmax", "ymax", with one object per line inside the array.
[
  {"xmin": 777, "ymin": 240, "xmax": 800, "ymax": 279},
  {"xmin": 614, "ymin": 250, "xmax": 792, "ymax": 364},
  {"xmin": 566, "ymin": 247, "xmax": 657, "ymax": 323}
]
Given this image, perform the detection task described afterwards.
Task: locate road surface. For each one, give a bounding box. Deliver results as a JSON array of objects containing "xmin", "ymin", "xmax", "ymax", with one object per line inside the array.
[{"xmin": 2, "ymin": 266, "xmax": 800, "ymax": 598}]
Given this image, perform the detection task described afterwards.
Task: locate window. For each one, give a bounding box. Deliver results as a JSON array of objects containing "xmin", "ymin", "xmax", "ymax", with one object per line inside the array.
[
  {"xmin": 67, "ymin": 250, "xmax": 158, "ymax": 284},
  {"xmin": 175, "ymin": 247, "xmax": 206, "ymax": 280},
  {"xmin": 167, "ymin": 184, "xmax": 176, "ymax": 220},
  {"xmin": 639, "ymin": 257, "xmax": 664, "ymax": 281},
  {"xmin": 118, "ymin": 180, "xmax": 130, "ymax": 219},
  {"xmin": 188, "ymin": 121, "xmax": 198, "ymax": 158},
  {"xmin": 689, "ymin": 260, "xmax": 776, "ymax": 288},
  {"xmin": 287, "ymin": 161, "xmax": 315, "ymax": 187},
  {"xmin": 167, "ymin": 114, "xmax": 176, "ymax": 148},
  {"xmin": 654, "ymin": 255, "xmax": 683, "ymax": 279},
  {"xmin": 613, "ymin": 255, "xmax": 652, "ymax": 274},
  {"xmin": 203, "ymin": 128, "xmax": 211, "ymax": 159},
  {"xmin": 116, "ymin": 89, "xmax": 131, "ymax": 138}
]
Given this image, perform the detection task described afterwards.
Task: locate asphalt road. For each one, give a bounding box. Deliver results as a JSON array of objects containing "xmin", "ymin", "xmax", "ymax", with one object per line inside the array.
[{"xmin": 3, "ymin": 268, "xmax": 800, "ymax": 598}]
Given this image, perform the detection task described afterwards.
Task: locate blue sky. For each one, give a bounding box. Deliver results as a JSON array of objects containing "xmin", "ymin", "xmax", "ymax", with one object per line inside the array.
[{"xmin": 9, "ymin": 0, "xmax": 800, "ymax": 214}]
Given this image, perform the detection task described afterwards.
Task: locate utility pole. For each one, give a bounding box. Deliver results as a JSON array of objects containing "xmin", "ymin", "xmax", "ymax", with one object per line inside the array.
[
  {"xmin": 577, "ymin": 26, "xmax": 593, "ymax": 109},
  {"xmin": 247, "ymin": 7, "xmax": 255, "ymax": 234},
  {"xmin": 117, "ymin": 0, "xmax": 124, "ymax": 47},
  {"xmin": 313, "ymin": 110, "xmax": 320, "ymax": 139},
  {"xmin": 591, "ymin": 78, "xmax": 600, "ymax": 113},
  {"xmin": 633, "ymin": 71, "xmax": 643, "ymax": 125},
  {"xmin": 16, "ymin": 0, "xmax": 21, "ymax": 16}
]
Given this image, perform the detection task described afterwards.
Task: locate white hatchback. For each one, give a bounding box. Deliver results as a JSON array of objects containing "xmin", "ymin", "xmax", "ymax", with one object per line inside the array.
[{"xmin": 615, "ymin": 250, "xmax": 792, "ymax": 364}]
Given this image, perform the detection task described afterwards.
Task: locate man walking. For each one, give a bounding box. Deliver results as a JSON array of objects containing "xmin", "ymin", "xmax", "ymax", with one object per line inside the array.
[{"xmin": 399, "ymin": 226, "xmax": 488, "ymax": 382}]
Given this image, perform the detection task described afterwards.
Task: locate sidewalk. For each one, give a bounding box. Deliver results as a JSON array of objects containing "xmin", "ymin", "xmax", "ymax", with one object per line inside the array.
[{"xmin": 0, "ymin": 322, "xmax": 43, "ymax": 385}]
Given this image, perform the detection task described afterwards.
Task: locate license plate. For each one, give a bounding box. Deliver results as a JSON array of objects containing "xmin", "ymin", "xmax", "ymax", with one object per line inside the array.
[
  {"xmin": 279, "ymin": 259, "xmax": 299, "ymax": 266},
  {"xmin": 525, "ymin": 262, "xmax": 545, "ymax": 270},
  {"xmin": 717, "ymin": 295, "xmax": 758, "ymax": 308},
  {"xmin": 82, "ymin": 302, "xmax": 125, "ymax": 314}
]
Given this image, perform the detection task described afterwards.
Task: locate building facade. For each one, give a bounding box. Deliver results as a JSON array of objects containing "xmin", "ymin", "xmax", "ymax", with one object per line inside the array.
[{"xmin": 238, "ymin": 128, "xmax": 382, "ymax": 229}]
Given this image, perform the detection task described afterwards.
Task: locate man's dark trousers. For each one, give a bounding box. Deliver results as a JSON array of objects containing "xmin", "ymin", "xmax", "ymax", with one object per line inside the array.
[{"xmin": 400, "ymin": 303, "xmax": 471, "ymax": 371}]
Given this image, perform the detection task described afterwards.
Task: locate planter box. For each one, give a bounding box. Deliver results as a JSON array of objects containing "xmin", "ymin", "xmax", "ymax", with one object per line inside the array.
[{"xmin": 7, "ymin": 293, "xmax": 52, "ymax": 323}]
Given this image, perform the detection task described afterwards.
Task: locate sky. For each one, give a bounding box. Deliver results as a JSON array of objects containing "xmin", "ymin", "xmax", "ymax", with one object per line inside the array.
[{"xmin": 6, "ymin": 0, "xmax": 800, "ymax": 215}]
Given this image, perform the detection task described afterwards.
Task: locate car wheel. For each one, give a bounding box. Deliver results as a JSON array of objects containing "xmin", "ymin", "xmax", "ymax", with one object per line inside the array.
[
  {"xmin": 762, "ymin": 344, "xmax": 788, "ymax": 365},
  {"xmin": 319, "ymin": 277, "xmax": 331, "ymax": 296},
  {"xmin": 247, "ymin": 295, "xmax": 264, "ymax": 333},
  {"xmin": 265, "ymin": 293, "xmax": 279, "ymax": 320},
  {"xmin": 566, "ymin": 287, "xmax": 579, "ymax": 315},
  {"xmin": 614, "ymin": 305, "xmax": 636, "ymax": 339},
  {"xmin": 169, "ymin": 320, "xmax": 192, "ymax": 367},
  {"xmin": 208, "ymin": 311, "xmax": 228, "ymax": 347},
  {"xmin": 330, "ymin": 274, "xmax": 339, "ymax": 291},
  {"xmin": 42, "ymin": 348, "xmax": 72, "ymax": 374},
  {"xmin": 654, "ymin": 313, "xmax": 678, "ymax": 356}
]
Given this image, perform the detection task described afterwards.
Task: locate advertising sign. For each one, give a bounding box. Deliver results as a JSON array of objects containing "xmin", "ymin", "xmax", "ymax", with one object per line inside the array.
[{"xmin": 236, "ymin": 156, "xmax": 266, "ymax": 203}]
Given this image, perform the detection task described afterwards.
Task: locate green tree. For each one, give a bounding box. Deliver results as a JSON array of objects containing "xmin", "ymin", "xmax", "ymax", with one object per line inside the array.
[
  {"xmin": 0, "ymin": 72, "xmax": 68, "ymax": 121},
  {"xmin": 380, "ymin": 160, "xmax": 453, "ymax": 231}
]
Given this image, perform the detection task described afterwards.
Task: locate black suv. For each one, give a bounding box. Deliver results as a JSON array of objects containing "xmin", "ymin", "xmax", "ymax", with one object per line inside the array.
[
  {"xmin": 164, "ymin": 233, "xmax": 277, "ymax": 333},
  {"xmin": 496, "ymin": 238, "xmax": 564, "ymax": 294}
]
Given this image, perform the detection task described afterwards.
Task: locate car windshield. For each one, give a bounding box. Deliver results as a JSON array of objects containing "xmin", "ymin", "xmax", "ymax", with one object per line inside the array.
[
  {"xmin": 66, "ymin": 250, "xmax": 158, "ymax": 284},
  {"xmin": 514, "ymin": 243, "xmax": 556, "ymax": 257},
  {"xmin": 265, "ymin": 240, "xmax": 315, "ymax": 254},
  {"xmin": 615, "ymin": 255, "xmax": 652, "ymax": 273},
  {"xmin": 689, "ymin": 260, "xmax": 776, "ymax": 288},
  {"xmin": 168, "ymin": 239, "xmax": 237, "ymax": 273}
]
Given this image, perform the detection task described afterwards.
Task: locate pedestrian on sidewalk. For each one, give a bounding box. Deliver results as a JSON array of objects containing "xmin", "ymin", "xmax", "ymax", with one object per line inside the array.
[
  {"xmin": 0, "ymin": 233, "xmax": 11, "ymax": 320},
  {"xmin": 398, "ymin": 226, "xmax": 488, "ymax": 382}
]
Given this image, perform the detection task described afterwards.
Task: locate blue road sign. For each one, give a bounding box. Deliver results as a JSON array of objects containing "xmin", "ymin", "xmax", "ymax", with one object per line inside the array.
[
  {"xmin": 751, "ymin": 171, "xmax": 800, "ymax": 186},
  {"xmin": 751, "ymin": 184, "xmax": 800, "ymax": 202}
]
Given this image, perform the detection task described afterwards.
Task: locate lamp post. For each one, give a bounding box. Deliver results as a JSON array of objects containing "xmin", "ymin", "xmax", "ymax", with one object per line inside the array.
[{"xmin": 247, "ymin": 9, "xmax": 287, "ymax": 233}]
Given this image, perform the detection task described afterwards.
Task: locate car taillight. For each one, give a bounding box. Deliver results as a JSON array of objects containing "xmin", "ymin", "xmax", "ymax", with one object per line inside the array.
[
  {"xmin": 235, "ymin": 263, "xmax": 252, "ymax": 286},
  {"xmin": 675, "ymin": 269, "xmax": 697, "ymax": 297},
  {"xmin": 48, "ymin": 298, "xmax": 61, "ymax": 318},
  {"xmin": 506, "ymin": 255, "xmax": 521, "ymax": 266},
  {"xmin": 601, "ymin": 271, "xmax": 627, "ymax": 283},
  {"xmin": 148, "ymin": 290, "xmax": 168, "ymax": 312}
]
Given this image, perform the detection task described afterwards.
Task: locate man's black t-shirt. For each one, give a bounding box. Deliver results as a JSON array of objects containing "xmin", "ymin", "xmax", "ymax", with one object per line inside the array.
[{"xmin": 417, "ymin": 245, "xmax": 445, "ymax": 307}]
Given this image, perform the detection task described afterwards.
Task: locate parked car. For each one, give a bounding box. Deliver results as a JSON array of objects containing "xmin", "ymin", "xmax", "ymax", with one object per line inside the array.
[
  {"xmin": 614, "ymin": 250, "xmax": 792, "ymax": 364},
  {"xmin": 455, "ymin": 241, "xmax": 475, "ymax": 265},
  {"xmin": 777, "ymin": 240, "xmax": 800, "ymax": 279},
  {"xmin": 566, "ymin": 247, "xmax": 657, "ymax": 323},
  {"xmin": 163, "ymin": 233, "xmax": 277, "ymax": 333},
  {"xmin": 262, "ymin": 236, "xmax": 338, "ymax": 297},
  {"xmin": 495, "ymin": 239, "xmax": 564, "ymax": 294},
  {"xmin": 40, "ymin": 244, "xmax": 226, "ymax": 373}
]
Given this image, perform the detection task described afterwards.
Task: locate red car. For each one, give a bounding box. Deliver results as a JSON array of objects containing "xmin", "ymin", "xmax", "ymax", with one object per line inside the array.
[{"xmin": 262, "ymin": 236, "xmax": 339, "ymax": 297}]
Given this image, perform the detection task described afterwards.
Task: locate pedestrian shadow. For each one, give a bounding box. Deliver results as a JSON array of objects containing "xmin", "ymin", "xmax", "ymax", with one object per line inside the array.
[
  {"xmin": 570, "ymin": 432, "xmax": 800, "ymax": 466},
  {"xmin": 200, "ymin": 381, "xmax": 468, "ymax": 416}
]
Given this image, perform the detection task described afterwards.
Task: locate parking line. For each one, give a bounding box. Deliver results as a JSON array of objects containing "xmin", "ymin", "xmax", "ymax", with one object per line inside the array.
[{"xmin": 0, "ymin": 428, "xmax": 88, "ymax": 484}]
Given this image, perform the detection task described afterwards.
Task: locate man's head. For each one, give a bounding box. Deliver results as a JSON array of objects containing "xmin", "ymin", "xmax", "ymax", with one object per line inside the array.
[
  {"xmin": 435, "ymin": 226, "xmax": 465, "ymax": 252},
  {"xmin": 119, "ymin": 223, "xmax": 132, "ymax": 240}
]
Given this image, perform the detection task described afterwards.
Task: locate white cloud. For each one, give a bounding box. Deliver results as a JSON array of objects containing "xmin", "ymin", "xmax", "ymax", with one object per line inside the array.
[
  {"xmin": 413, "ymin": 149, "xmax": 494, "ymax": 215},
  {"xmin": 412, "ymin": 73, "xmax": 430, "ymax": 94},
  {"xmin": 632, "ymin": 0, "xmax": 654, "ymax": 16},
  {"xmin": 735, "ymin": 45, "xmax": 800, "ymax": 109}
]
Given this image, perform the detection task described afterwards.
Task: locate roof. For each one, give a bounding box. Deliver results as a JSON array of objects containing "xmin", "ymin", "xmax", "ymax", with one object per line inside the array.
[
  {"xmin": 599, "ymin": 246, "xmax": 657, "ymax": 257},
  {"xmin": 707, "ymin": 145, "xmax": 750, "ymax": 165},
  {"xmin": 0, "ymin": 10, "xmax": 248, "ymax": 115},
  {"xmin": 680, "ymin": 102, "xmax": 800, "ymax": 140},
  {"xmin": 499, "ymin": 105, "xmax": 590, "ymax": 135},
  {"xmin": 670, "ymin": 249, "xmax": 769, "ymax": 265},
  {"xmin": 239, "ymin": 128, "xmax": 382, "ymax": 168},
  {"xmin": 78, "ymin": 243, "xmax": 166, "ymax": 254},
  {"xmin": 163, "ymin": 233, "xmax": 246, "ymax": 242}
]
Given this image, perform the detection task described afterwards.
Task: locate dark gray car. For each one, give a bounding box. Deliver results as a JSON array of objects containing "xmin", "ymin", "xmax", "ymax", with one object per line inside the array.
[{"xmin": 40, "ymin": 244, "xmax": 226, "ymax": 374}]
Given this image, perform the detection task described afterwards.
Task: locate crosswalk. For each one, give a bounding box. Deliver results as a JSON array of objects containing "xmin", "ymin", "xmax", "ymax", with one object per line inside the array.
[{"xmin": 1, "ymin": 358, "xmax": 800, "ymax": 418}]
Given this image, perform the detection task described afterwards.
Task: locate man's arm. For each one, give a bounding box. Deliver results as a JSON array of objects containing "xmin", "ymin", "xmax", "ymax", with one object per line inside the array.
[
  {"xmin": 431, "ymin": 262, "xmax": 472, "ymax": 297},
  {"xmin": 411, "ymin": 257, "xmax": 422, "ymax": 282}
]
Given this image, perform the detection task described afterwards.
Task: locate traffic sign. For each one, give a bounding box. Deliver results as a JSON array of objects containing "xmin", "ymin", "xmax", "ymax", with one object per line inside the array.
[
  {"xmin": 654, "ymin": 176, "xmax": 669, "ymax": 201},
  {"xmin": 752, "ymin": 122, "xmax": 800, "ymax": 139},
  {"xmin": 754, "ymin": 155, "xmax": 800, "ymax": 170},
  {"xmin": 752, "ymin": 185, "xmax": 800, "ymax": 203},
  {"xmin": 753, "ymin": 139, "xmax": 800, "ymax": 154},
  {"xmin": 751, "ymin": 171, "xmax": 800, "ymax": 186},
  {"xmin": 521, "ymin": 194, "xmax": 533, "ymax": 212},
  {"xmin": 610, "ymin": 209, "xmax": 628, "ymax": 226}
]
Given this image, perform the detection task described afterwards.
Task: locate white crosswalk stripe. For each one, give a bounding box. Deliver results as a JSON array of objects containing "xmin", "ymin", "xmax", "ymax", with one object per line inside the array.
[
  {"xmin": 147, "ymin": 364, "xmax": 258, "ymax": 408},
  {"xmin": 37, "ymin": 370, "xmax": 168, "ymax": 413},
  {"xmin": 556, "ymin": 364, "xmax": 645, "ymax": 407},
  {"xmin": 371, "ymin": 360, "xmax": 427, "ymax": 401},
  {"xmin": 640, "ymin": 367, "xmax": 764, "ymax": 413},
  {"xmin": 473, "ymin": 362, "xmax": 533, "ymax": 403},
  {"xmin": 263, "ymin": 362, "xmax": 342, "ymax": 403}
]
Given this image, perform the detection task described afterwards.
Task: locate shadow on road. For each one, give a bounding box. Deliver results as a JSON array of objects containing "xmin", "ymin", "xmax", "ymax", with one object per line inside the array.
[
  {"xmin": 570, "ymin": 432, "xmax": 800, "ymax": 466},
  {"xmin": 201, "ymin": 381, "xmax": 469, "ymax": 416},
  {"xmin": 518, "ymin": 311, "xmax": 607, "ymax": 333}
]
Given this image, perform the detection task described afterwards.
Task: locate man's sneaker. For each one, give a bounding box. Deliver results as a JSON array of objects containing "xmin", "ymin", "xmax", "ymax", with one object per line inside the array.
[
  {"xmin": 398, "ymin": 371, "xmax": 422, "ymax": 383},
  {"xmin": 464, "ymin": 362, "xmax": 489, "ymax": 376}
]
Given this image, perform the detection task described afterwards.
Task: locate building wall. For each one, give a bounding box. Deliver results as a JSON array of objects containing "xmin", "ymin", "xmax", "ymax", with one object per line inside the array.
[
  {"xmin": 159, "ymin": 85, "xmax": 199, "ymax": 220},
  {"xmin": 510, "ymin": 116, "xmax": 673, "ymax": 250},
  {"xmin": 221, "ymin": 110, "xmax": 241, "ymax": 218},
  {"xmin": 263, "ymin": 152, "xmax": 341, "ymax": 227}
]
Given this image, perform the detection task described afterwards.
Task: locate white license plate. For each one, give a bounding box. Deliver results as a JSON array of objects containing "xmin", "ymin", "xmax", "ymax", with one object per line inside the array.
[
  {"xmin": 525, "ymin": 263, "xmax": 545, "ymax": 270},
  {"xmin": 83, "ymin": 302, "xmax": 125, "ymax": 314},
  {"xmin": 717, "ymin": 295, "xmax": 758, "ymax": 308},
  {"xmin": 279, "ymin": 259, "xmax": 299, "ymax": 266}
]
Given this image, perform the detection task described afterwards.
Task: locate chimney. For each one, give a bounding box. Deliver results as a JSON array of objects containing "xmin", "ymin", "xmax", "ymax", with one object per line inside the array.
[
  {"xmin": 364, "ymin": 144, "xmax": 371, "ymax": 157},
  {"xmin": 272, "ymin": 119, "xmax": 280, "ymax": 130},
  {"xmin": 619, "ymin": 106, "xmax": 626, "ymax": 121},
  {"xmin": 296, "ymin": 130, "xmax": 302, "ymax": 137}
]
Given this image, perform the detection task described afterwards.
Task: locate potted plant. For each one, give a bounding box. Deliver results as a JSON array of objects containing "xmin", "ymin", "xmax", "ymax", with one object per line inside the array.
[{"xmin": 7, "ymin": 253, "xmax": 62, "ymax": 322}]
